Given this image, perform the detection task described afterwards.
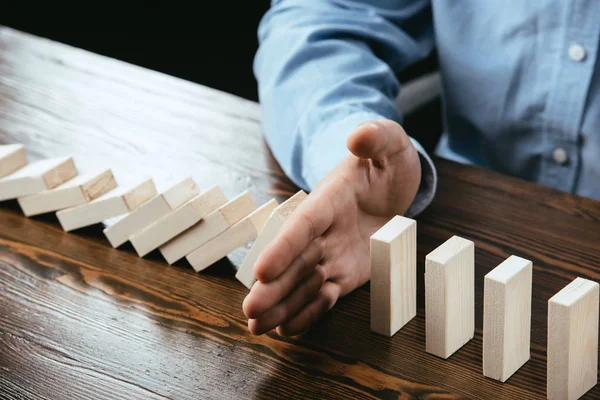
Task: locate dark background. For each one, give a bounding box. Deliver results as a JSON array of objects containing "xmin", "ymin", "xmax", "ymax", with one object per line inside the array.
[
  {"xmin": 1, "ymin": 2, "xmax": 442, "ymax": 150},
  {"xmin": 1, "ymin": 2, "xmax": 273, "ymax": 102}
]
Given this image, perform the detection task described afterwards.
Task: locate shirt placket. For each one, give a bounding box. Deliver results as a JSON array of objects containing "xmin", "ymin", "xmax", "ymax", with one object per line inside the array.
[{"xmin": 540, "ymin": 0, "xmax": 600, "ymax": 192}]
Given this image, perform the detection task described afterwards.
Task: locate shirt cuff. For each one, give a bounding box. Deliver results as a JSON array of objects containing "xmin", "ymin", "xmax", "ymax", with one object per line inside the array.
[
  {"xmin": 405, "ymin": 137, "xmax": 437, "ymax": 218},
  {"xmin": 302, "ymin": 111, "xmax": 438, "ymax": 218}
]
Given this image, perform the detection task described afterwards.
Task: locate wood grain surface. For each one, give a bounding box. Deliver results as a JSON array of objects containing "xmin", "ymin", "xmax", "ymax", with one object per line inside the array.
[{"xmin": 1, "ymin": 26, "xmax": 599, "ymax": 399}]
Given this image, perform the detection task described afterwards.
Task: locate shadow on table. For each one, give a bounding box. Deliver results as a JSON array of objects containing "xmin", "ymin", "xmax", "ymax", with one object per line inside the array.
[{"xmin": 249, "ymin": 286, "xmax": 403, "ymax": 399}]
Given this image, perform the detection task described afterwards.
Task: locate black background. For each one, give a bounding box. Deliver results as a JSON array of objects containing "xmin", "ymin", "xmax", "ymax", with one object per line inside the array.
[{"xmin": 1, "ymin": 2, "xmax": 272, "ymax": 101}]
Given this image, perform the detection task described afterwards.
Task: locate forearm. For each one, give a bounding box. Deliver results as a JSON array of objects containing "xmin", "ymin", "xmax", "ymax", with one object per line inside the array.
[{"xmin": 255, "ymin": 0, "xmax": 437, "ymax": 213}]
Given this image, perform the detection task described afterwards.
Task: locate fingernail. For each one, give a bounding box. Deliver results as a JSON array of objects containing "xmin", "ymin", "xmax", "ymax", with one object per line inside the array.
[{"xmin": 358, "ymin": 121, "xmax": 380, "ymax": 129}]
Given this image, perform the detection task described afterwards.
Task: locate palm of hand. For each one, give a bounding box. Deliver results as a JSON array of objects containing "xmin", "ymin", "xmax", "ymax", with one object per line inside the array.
[{"xmin": 243, "ymin": 120, "xmax": 421, "ymax": 336}]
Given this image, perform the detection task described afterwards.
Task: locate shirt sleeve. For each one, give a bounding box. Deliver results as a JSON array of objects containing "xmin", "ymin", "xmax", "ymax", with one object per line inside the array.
[{"xmin": 254, "ymin": 0, "xmax": 437, "ymax": 216}]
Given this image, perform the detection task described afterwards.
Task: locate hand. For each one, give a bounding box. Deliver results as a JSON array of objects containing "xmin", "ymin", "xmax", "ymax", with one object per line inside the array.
[{"xmin": 242, "ymin": 119, "xmax": 421, "ymax": 336}]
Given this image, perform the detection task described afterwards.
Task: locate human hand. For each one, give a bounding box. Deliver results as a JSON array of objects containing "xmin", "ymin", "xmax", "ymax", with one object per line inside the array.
[{"xmin": 242, "ymin": 119, "xmax": 421, "ymax": 336}]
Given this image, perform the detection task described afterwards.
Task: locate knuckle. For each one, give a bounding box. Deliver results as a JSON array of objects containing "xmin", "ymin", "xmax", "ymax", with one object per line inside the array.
[
  {"xmin": 243, "ymin": 298, "xmax": 257, "ymax": 319},
  {"xmin": 281, "ymin": 233, "xmax": 295, "ymax": 256},
  {"xmin": 295, "ymin": 252, "xmax": 308, "ymax": 273},
  {"xmin": 313, "ymin": 236, "xmax": 327, "ymax": 261},
  {"xmin": 314, "ymin": 264, "xmax": 328, "ymax": 284},
  {"xmin": 324, "ymin": 283, "xmax": 340, "ymax": 310},
  {"xmin": 297, "ymin": 212, "xmax": 316, "ymax": 243}
]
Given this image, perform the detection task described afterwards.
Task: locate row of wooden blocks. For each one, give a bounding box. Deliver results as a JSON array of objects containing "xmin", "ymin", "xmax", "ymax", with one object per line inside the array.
[
  {"xmin": 0, "ymin": 144, "xmax": 304, "ymax": 286},
  {"xmin": 3, "ymin": 144, "xmax": 597, "ymax": 398},
  {"xmin": 370, "ymin": 215, "xmax": 598, "ymax": 400}
]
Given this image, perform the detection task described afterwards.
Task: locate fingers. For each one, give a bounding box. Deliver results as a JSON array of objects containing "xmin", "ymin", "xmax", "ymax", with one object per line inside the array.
[
  {"xmin": 253, "ymin": 194, "xmax": 334, "ymax": 283},
  {"xmin": 277, "ymin": 281, "xmax": 341, "ymax": 337},
  {"xmin": 346, "ymin": 120, "xmax": 412, "ymax": 161},
  {"xmin": 247, "ymin": 266, "xmax": 327, "ymax": 335},
  {"xmin": 243, "ymin": 237, "xmax": 326, "ymax": 319}
]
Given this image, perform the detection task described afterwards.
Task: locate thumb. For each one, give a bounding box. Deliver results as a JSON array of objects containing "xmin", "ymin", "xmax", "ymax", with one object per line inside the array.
[{"xmin": 346, "ymin": 119, "xmax": 412, "ymax": 162}]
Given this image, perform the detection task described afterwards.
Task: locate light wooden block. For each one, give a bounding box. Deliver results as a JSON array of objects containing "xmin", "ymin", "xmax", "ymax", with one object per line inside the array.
[
  {"xmin": 129, "ymin": 185, "xmax": 227, "ymax": 257},
  {"xmin": 17, "ymin": 169, "xmax": 116, "ymax": 216},
  {"xmin": 103, "ymin": 177, "xmax": 200, "ymax": 248},
  {"xmin": 186, "ymin": 199, "xmax": 279, "ymax": 272},
  {"xmin": 425, "ymin": 235, "xmax": 475, "ymax": 358},
  {"xmin": 0, "ymin": 157, "xmax": 77, "ymax": 201},
  {"xmin": 483, "ymin": 255, "xmax": 532, "ymax": 382},
  {"xmin": 160, "ymin": 177, "xmax": 201, "ymax": 210},
  {"xmin": 235, "ymin": 190, "xmax": 307, "ymax": 289},
  {"xmin": 0, "ymin": 144, "xmax": 27, "ymax": 178},
  {"xmin": 159, "ymin": 191, "xmax": 257, "ymax": 264},
  {"xmin": 370, "ymin": 215, "xmax": 417, "ymax": 336},
  {"xmin": 56, "ymin": 178, "xmax": 157, "ymax": 231},
  {"xmin": 548, "ymin": 277, "xmax": 599, "ymax": 400}
]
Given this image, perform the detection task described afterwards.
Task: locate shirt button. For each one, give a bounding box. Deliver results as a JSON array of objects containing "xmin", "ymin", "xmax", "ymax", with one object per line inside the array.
[
  {"xmin": 568, "ymin": 44, "xmax": 587, "ymax": 61},
  {"xmin": 552, "ymin": 147, "xmax": 569, "ymax": 165}
]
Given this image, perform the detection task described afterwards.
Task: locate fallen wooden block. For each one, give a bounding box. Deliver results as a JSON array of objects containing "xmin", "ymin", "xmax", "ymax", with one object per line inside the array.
[
  {"xmin": 370, "ymin": 215, "xmax": 417, "ymax": 336},
  {"xmin": 159, "ymin": 191, "xmax": 257, "ymax": 264},
  {"xmin": 483, "ymin": 255, "xmax": 532, "ymax": 382},
  {"xmin": 0, "ymin": 144, "xmax": 27, "ymax": 178},
  {"xmin": 56, "ymin": 178, "xmax": 157, "ymax": 231},
  {"xmin": 17, "ymin": 169, "xmax": 116, "ymax": 216},
  {"xmin": 548, "ymin": 277, "xmax": 599, "ymax": 400},
  {"xmin": 425, "ymin": 235, "xmax": 475, "ymax": 358},
  {"xmin": 103, "ymin": 177, "xmax": 200, "ymax": 248},
  {"xmin": 129, "ymin": 185, "xmax": 227, "ymax": 257},
  {"xmin": 186, "ymin": 199, "xmax": 279, "ymax": 272},
  {"xmin": 235, "ymin": 190, "xmax": 307, "ymax": 289},
  {"xmin": 0, "ymin": 156, "xmax": 77, "ymax": 201}
]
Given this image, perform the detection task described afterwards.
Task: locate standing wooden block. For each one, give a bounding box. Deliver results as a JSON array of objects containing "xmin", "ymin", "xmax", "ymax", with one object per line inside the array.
[
  {"xmin": 425, "ymin": 235, "xmax": 474, "ymax": 358},
  {"xmin": 186, "ymin": 199, "xmax": 279, "ymax": 272},
  {"xmin": 159, "ymin": 191, "xmax": 257, "ymax": 264},
  {"xmin": 483, "ymin": 255, "xmax": 532, "ymax": 382},
  {"xmin": 103, "ymin": 177, "xmax": 200, "ymax": 248},
  {"xmin": 129, "ymin": 185, "xmax": 227, "ymax": 257},
  {"xmin": 236, "ymin": 190, "xmax": 307, "ymax": 289},
  {"xmin": 17, "ymin": 169, "xmax": 116, "ymax": 216},
  {"xmin": 370, "ymin": 215, "xmax": 417, "ymax": 336},
  {"xmin": 0, "ymin": 144, "xmax": 27, "ymax": 178},
  {"xmin": 0, "ymin": 157, "xmax": 77, "ymax": 201},
  {"xmin": 56, "ymin": 178, "xmax": 157, "ymax": 231},
  {"xmin": 548, "ymin": 277, "xmax": 599, "ymax": 400}
]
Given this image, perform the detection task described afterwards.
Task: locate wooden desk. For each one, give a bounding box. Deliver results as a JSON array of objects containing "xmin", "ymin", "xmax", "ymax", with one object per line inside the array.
[{"xmin": 1, "ymin": 26, "xmax": 599, "ymax": 399}]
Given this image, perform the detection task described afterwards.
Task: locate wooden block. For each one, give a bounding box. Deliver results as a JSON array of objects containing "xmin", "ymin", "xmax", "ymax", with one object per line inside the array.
[
  {"xmin": 425, "ymin": 235, "xmax": 474, "ymax": 358},
  {"xmin": 370, "ymin": 215, "xmax": 417, "ymax": 336},
  {"xmin": 483, "ymin": 255, "xmax": 532, "ymax": 382},
  {"xmin": 0, "ymin": 144, "xmax": 27, "ymax": 178},
  {"xmin": 56, "ymin": 178, "xmax": 157, "ymax": 231},
  {"xmin": 103, "ymin": 177, "xmax": 200, "ymax": 248},
  {"xmin": 235, "ymin": 190, "xmax": 307, "ymax": 289},
  {"xmin": 0, "ymin": 157, "xmax": 77, "ymax": 201},
  {"xmin": 548, "ymin": 277, "xmax": 599, "ymax": 400},
  {"xmin": 160, "ymin": 177, "xmax": 200, "ymax": 209},
  {"xmin": 159, "ymin": 191, "xmax": 257, "ymax": 264},
  {"xmin": 186, "ymin": 199, "xmax": 279, "ymax": 272},
  {"xmin": 17, "ymin": 169, "xmax": 116, "ymax": 216},
  {"xmin": 129, "ymin": 185, "xmax": 227, "ymax": 257}
]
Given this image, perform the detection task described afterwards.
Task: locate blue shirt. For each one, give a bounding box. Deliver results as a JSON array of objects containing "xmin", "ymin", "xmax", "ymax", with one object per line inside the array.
[{"xmin": 253, "ymin": 0, "xmax": 600, "ymax": 216}]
